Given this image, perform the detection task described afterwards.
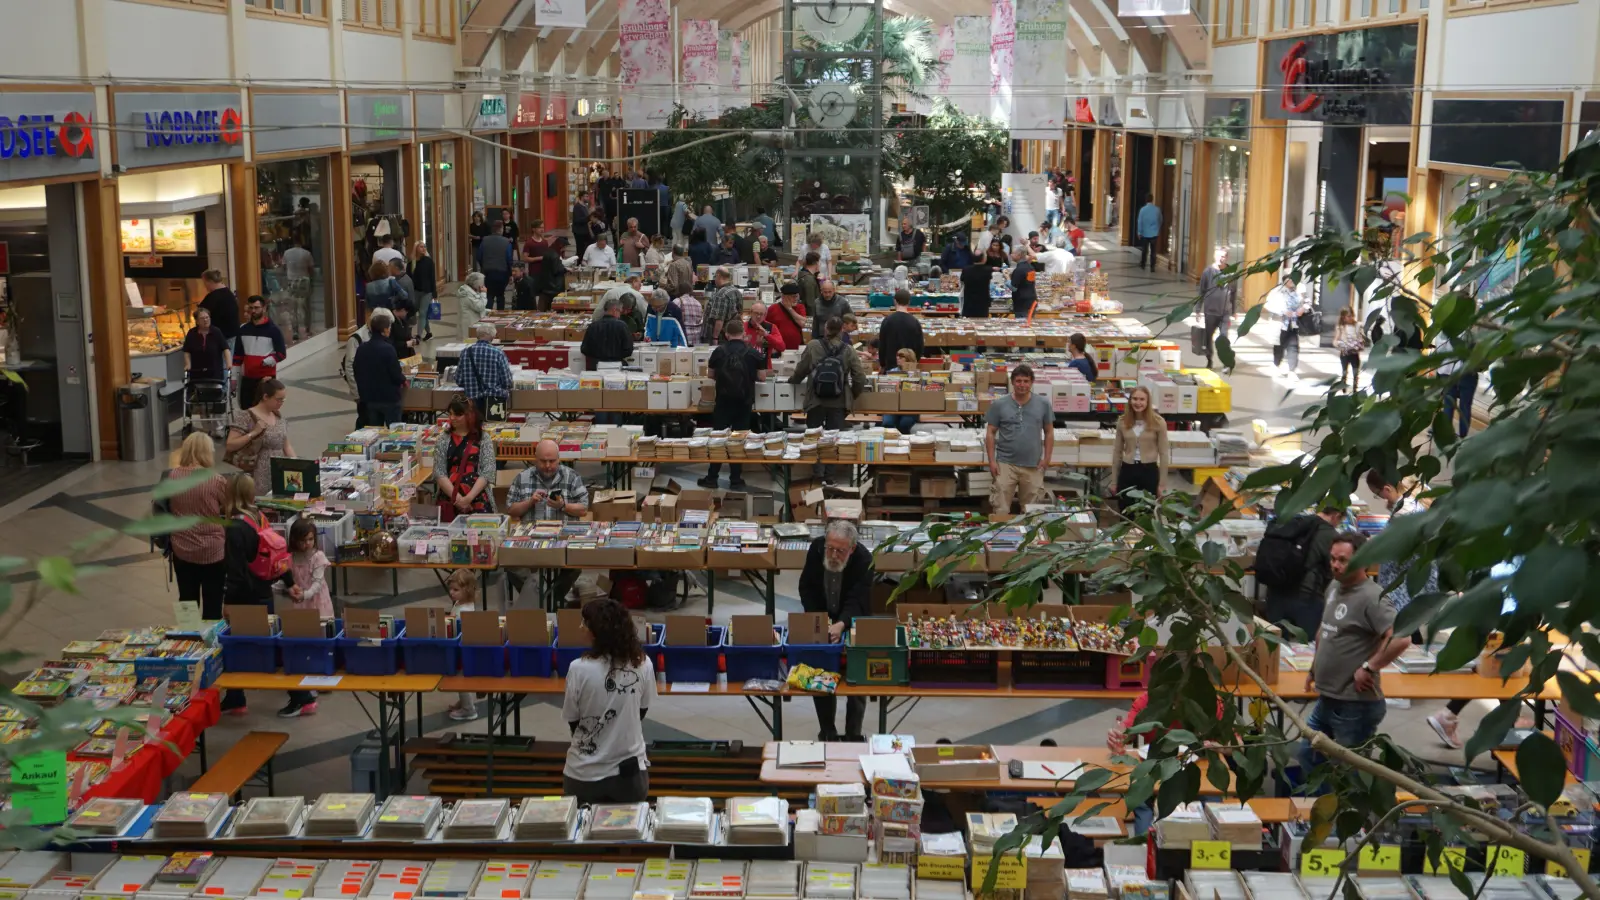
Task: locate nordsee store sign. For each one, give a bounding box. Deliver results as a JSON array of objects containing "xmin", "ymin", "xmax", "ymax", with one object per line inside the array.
[
  {"xmin": 113, "ymin": 91, "xmax": 245, "ymax": 167},
  {"xmin": 0, "ymin": 91, "xmax": 100, "ymax": 183},
  {"xmin": 348, "ymin": 93, "xmax": 413, "ymax": 145}
]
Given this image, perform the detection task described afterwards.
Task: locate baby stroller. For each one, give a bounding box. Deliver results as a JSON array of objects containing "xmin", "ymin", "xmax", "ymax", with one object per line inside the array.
[{"xmin": 182, "ymin": 374, "xmax": 233, "ymax": 439}]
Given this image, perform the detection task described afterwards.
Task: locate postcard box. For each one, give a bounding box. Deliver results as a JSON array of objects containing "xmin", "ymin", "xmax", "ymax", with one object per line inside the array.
[{"xmin": 909, "ymin": 745, "xmax": 1000, "ymax": 782}]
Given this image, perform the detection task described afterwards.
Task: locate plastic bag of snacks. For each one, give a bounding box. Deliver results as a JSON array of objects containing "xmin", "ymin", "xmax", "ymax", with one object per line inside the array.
[{"xmin": 786, "ymin": 664, "xmax": 839, "ymax": 693}]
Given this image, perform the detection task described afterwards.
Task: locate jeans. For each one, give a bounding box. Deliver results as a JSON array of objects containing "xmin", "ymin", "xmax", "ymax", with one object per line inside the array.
[
  {"xmin": 1340, "ymin": 352, "xmax": 1361, "ymax": 389},
  {"xmin": 806, "ymin": 406, "xmax": 848, "ymax": 482},
  {"xmin": 416, "ymin": 292, "xmax": 435, "ymax": 338},
  {"xmin": 1137, "ymin": 235, "xmax": 1157, "ymax": 269},
  {"xmin": 883, "ymin": 414, "xmax": 920, "ymax": 433},
  {"xmin": 484, "ymin": 272, "xmax": 510, "ymax": 311},
  {"xmin": 1202, "ymin": 312, "xmax": 1227, "ymax": 368},
  {"xmin": 1277, "ymin": 328, "xmax": 1300, "ymax": 371},
  {"xmin": 1443, "ymin": 371, "xmax": 1479, "ymax": 438},
  {"xmin": 239, "ymin": 376, "xmax": 263, "ymax": 410},
  {"xmin": 366, "ymin": 402, "xmax": 403, "ymax": 428},
  {"xmin": 706, "ymin": 404, "xmax": 751, "ymax": 483},
  {"xmin": 564, "ymin": 768, "xmax": 649, "ymax": 803},
  {"xmin": 172, "ymin": 558, "xmax": 226, "ymax": 621},
  {"xmin": 1299, "ymin": 697, "xmax": 1387, "ymax": 787},
  {"xmin": 813, "ymin": 695, "xmax": 867, "ymax": 740},
  {"xmin": 1115, "ymin": 461, "xmax": 1161, "ymax": 513}
]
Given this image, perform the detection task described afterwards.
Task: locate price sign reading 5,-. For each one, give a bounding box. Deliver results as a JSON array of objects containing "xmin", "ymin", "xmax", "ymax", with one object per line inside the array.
[{"xmin": 1300, "ymin": 849, "xmax": 1346, "ymax": 877}]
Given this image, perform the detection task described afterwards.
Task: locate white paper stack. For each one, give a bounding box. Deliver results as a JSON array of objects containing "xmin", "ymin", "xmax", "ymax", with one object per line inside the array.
[
  {"xmin": 637, "ymin": 859, "xmax": 695, "ymax": 900},
  {"xmin": 1186, "ymin": 871, "xmax": 1246, "ymax": 900},
  {"xmin": 514, "ymin": 797, "xmax": 578, "ymax": 840},
  {"xmin": 583, "ymin": 863, "xmax": 639, "ymax": 900},
  {"xmin": 801, "ymin": 863, "xmax": 855, "ymax": 900},
  {"xmin": 859, "ymin": 864, "xmax": 909, "ymax": 900},
  {"xmin": 1105, "ymin": 866, "xmax": 1162, "ymax": 900},
  {"xmin": 964, "ymin": 812, "xmax": 1019, "ymax": 854},
  {"xmin": 747, "ymin": 862, "xmax": 803, "ymax": 900},
  {"xmin": 1154, "ymin": 802, "xmax": 1210, "ymax": 849},
  {"xmin": 528, "ymin": 863, "xmax": 588, "ymax": 900},
  {"xmin": 914, "ymin": 882, "xmax": 966, "ymax": 900},
  {"xmin": 688, "ymin": 861, "xmax": 748, "ymax": 900},
  {"xmin": 654, "ymin": 797, "xmax": 715, "ymax": 844},
  {"xmin": 1064, "ymin": 868, "xmax": 1105, "ymax": 900},
  {"xmin": 727, "ymin": 797, "xmax": 790, "ymax": 846},
  {"xmin": 587, "ymin": 802, "xmax": 650, "ymax": 842}
]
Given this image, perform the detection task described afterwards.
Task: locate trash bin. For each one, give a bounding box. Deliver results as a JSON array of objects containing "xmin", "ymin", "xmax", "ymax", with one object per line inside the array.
[
  {"xmin": 117, "ymin": 386, "xmax": 155, "ymax": 462},
  {"xmin": 131, "ymin": 377, "xmax": 170, "ymax": 456}
]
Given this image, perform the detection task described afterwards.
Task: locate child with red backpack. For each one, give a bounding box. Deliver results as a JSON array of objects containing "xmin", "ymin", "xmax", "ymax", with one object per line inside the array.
[{"xmin": 221, "ymin": 473, "xmax": 317, "ymax": 718}]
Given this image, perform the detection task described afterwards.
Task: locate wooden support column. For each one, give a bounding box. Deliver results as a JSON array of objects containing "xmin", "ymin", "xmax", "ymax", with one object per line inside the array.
[
  {"xmin": 456, "ymin": 136, "xmax": 474, "ymax": 278},
  {"xmin": 1242, "ymin": 124, "xmax": 1286, "ymax": 308},
  {"xmin": 328, "ymin": 151, "xmax": 357, "ymax": 338},
  {"xmin": 227, "ymin": 163, "xmax": 261, "ymax": 299},
  {"xmin": 1092, "ymin": 129, "xmax": 1112, "ymax": 232},
  {"xmin": 82, "ymin": 178, "xmax": 129, "ymax": 460},
  {"xmin": 402, "ymin": 142, "xmax": 422, "ymax": 243}
]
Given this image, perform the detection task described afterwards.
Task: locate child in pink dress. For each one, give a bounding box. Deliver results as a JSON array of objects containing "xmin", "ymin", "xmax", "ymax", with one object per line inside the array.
[{"xmin": 287, "ymin": 519, "xmax": 334, "ymax": 617}]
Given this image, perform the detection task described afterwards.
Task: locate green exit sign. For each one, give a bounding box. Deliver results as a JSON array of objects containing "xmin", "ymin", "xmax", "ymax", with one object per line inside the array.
[
  {"xmin": 480, "ymin": 96, "xmax": 506, "ymax": 116},
  {"xmin": 1163, "ymin": 157, "xmax": 1177, "ymax": 166}
]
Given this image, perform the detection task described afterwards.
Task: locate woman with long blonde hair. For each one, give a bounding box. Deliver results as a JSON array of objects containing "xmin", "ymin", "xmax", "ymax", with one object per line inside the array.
[
  {"xmin": 164, "ymin": 432, "xmax": 228, "ymax": 619},
  {"xmin": 1110, "ymin": 385, "xmax": 1169, "ymax": 513}
]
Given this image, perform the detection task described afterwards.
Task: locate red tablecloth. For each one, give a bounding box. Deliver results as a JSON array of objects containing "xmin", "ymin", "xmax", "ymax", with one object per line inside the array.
[{"xmin": 79, "ymin": 688, "xmax": 221, "ymax": 803}]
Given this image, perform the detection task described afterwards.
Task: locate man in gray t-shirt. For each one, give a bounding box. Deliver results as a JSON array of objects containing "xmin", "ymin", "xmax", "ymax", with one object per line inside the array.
[
  {"xmin": 1300, "ymin": 532, "xmax": 1406, "ymax": 779},
  {"xmin": 984, "ymin": 364, "xmax": 1055, "ymax": 514}
]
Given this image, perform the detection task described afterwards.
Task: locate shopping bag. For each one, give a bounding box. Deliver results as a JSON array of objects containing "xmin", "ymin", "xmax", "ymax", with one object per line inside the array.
[
  {"xmin": 1190, "ymin": 323, "xmax": 1206, "ymax": 357},
  {"xmin": 427, "ymin": 298, "xmax": 443, "ymax": 321}
]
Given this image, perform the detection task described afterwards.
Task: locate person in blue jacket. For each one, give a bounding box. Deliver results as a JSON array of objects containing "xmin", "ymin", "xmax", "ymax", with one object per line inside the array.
[
  {"xmin": 939, "ymin": 232, "xmax": 973, "ymax": 270},
  {"xmin": 644, "ymin": 289, "xmax": 687, "ymax": 348}
]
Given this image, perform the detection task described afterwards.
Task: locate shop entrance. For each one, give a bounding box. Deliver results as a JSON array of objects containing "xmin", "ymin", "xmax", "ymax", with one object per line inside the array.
[
  {"xmin": 1124, "ymin": 133, "xmax": 1155, "ymax": 246},
  {"xmin": 1077, "ymin": 131, "xmax": 1095, "ymax": 223},
  {"xmin": 351, "ymin": 149, "xmax": 404, "ymax": 284},
  {"xmin": 256, "ymin": 159, "xmax": 330, "ymax": 347}
]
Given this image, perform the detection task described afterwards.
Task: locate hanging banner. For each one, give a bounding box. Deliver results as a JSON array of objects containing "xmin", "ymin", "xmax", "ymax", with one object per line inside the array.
[
  {"xmin": 620, "ymin": 0, "xmax": 672, "ymax": 130},
  {"xmin": 536, "ymin": 0, "xmax": 586, "ymax": 29},
  {"xmin": 951, "ymin": 17, "xmax": 990, "ymax": 120},
  {"xmin": 1011, "ymin": 0, "xmax": 1065, "ymax": 136},
  {"xmin": 720, "ymin": 30, "xmax": 749, "ymax": 112},
  {"xmin": 683, "ymin": 19, "xmax": 721, "ymax": 120},
  {"xmin": 740, "ymin": 36, "xmax": 753, "ymax": 107},
  {"xmin": 933, "ymin": 24, "xmax": 955, "ymax": 112},
  {"xmin": 991, "ymin": 0, "xmax": 1015, "ymax": 126}
]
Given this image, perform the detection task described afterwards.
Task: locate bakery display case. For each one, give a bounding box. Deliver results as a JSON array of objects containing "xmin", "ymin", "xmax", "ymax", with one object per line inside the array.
[{"xmin": 126, "ymin": 281, "xmax": 193, "ymax": 386}]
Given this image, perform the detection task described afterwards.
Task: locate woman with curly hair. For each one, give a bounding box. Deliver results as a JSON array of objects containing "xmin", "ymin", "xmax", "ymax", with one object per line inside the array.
[{"xmin": 561, "ymin": 598, "xmax": 656, "ymax": 802}]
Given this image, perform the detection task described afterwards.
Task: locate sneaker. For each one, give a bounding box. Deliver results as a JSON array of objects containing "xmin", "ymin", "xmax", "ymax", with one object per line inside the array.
[
  {"xmin": 224, "ymin": 705, "xmax": 249, "ymax": 717},
  {"xmin": 449, "ymin": 707, "xmax": 479, "ymax": 722},
  {"xmin": 1427, "ymin": 711, "xmax": 1463, "ymax": 749},
  {"xmin": 696, "ymin": 475, "xmax": 719, "ymax": 489},
  {"xmin": 727, "ymin": 479, "xmax": 748, "ymax": 490},
  {"xmin": 277, "ymin": 702, "xmax": 315, "ymax": 719}
]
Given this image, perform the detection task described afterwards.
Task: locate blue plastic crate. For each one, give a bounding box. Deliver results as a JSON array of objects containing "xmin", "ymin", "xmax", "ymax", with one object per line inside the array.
[
  {"xmin": 787, "ymin": 642, "xmax": 845, "ymax": 674},
  {"xmin": 724, "ymin": 624, "xmax": 787, "ymax": 683},
  {"xmin": 336, "ymin": 621, "xmax": 405, "ymax": 676},
  {"xmin": 401, "ymin": 635, "xmax": 462, "ymax": 675},
  {"xmin": 554, "ymin": 623, "xmax": 662, "ymax": 678},
  {"xmin": 218, "ymin": 625, "xmax": 279, "ymax": 674},
  {"xmin": 461, "ymin": 643, "xmax": 507, "ymax": 677},
  {"xmin": 281, "ymin": 628, "xmax": 342, "ymax": 676},
  {"xmin": 509, "ymin": 642, "xmax": 555, "ymax": 678},
  {"xmin": 661, "ymin": 625, "xmax": 727, "ymax": 685}
]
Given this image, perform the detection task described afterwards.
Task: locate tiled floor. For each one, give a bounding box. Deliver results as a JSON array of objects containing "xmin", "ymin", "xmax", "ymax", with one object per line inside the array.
[{"xmin": 0, "ymin": 233, "xmax": 1490, "ymax": 797}]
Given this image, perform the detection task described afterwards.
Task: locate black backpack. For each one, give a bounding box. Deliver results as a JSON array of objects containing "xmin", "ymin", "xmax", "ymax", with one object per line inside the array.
[
  {"xmin": 716, "ymin": 342, "xmax": 754, "ymax": 404},
  {"xmin": 809, "ymin": 340, "xmax": 848, "ymax": 400},
  {"xmin": 1255, "ymin": 514, "xmax": 1322, "ymax": 590}
]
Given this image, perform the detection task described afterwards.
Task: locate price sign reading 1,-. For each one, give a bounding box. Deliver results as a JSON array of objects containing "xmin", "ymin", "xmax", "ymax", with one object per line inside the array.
[
  {"xmin": 1549, "ymin": 849, "xmax": 1591, "ymax": 879},
  {"xmin": 1299, "ymin": 849, "xmax": 1345, "ymax": 877},
  {"xmin": 1191, "ymin": 841, "xmax": 1232, "ymax": 870}
]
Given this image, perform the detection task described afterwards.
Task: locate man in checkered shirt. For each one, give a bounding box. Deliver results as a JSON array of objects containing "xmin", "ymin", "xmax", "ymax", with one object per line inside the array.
[
  {"xmin": 506, "ymin": 439, "xmax": 592, "ymax": 606},
  {"xmin": 454, "ymin": 322, "xmax": 513, "ymax": 420},
  {"xmin": 703, "ymin": 266, "xmax": 744, "ymax": 345}
]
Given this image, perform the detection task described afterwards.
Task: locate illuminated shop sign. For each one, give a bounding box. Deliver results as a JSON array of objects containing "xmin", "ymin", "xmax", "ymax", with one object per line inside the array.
[
  {"xmin": 140, "ymin": 107, "xmax": 243, "ymax": 147},
  {"xmin": 0, "ymin": 112, "xmax": 93, "ymax": 159}
]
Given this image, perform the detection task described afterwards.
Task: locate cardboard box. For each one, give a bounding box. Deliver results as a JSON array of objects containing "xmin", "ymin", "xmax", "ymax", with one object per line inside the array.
[
  {"xmin": 707, "ymin": 544, "xmax": 776, "ymax": 569},
  {"xmin": 343, "ymin": 608, "xmax": 384, "ymax": 641},
  {"xmin": 677, "ymin": 489, "xmax": 716, "ymax": 511},
  {"xmin": 1211, "ymin": 635, "xmax": 1281, "ymax": 686},
  {"xmin": 591, "ymin": 489, "xmax": 638, "ymax": 522},
  {"xmin": 874, "ymin": 546, "xmax": 915, "ymax": 572},
  {"xmin": 920, "ymin": 476, "xmax": 957, "ymax": 499},
  {"xmin": 664, "ymin": 614, "xmax": 711, "ymax": 647},
  {"xmin": 900, "ymin": 390, "xmax": 948, "ymax": 413},
  {"xmin": 875, "ymin": 472, "xmax": 913, "ymax": 495},
  {"xmin": 720, "ymin": 491, "xmax": 752, "ymax": 520},
  {"xmin": 403, "ymin": 384, "xmax": 434, "ymax": 408},
  {"xmin": 776, "ymin": 542, "xmax": 811, "ymax": 570},
  {"xmin": 566, "ymin": 545, "xmax": 636, "ymax": 567},
  {"xmin": 910, "ymin": 745, "xmax": 1000, "ymax": 782},
  {"xmin": 795, "ymin": 829, "xmax": 871, "ymax": 864},
  {"xmin": 637, "ymin": 545, "xmax": 705, "ymax": 567},
  {"xmin": 556, "ymin": 609, "xmax": 590, "ymax": 647},
  {"xmin": 824, "ymin": 498, "xmax": 864, "ymax": 521},
  {"xmin": 559, "ymin": 389, "xmax": 602, "ymax": 410},
  {"xmin": 730, "ymin": 615, "xmax": 780, "ymax": 647},
  {"xmin": 855, "ymin": 391, "xmax": 900, "ymax": 413},
  {"xmin": 459, "ymin": 610, "xmax": 504, "ymax": 646},
  {"xmin": 604, "ymin": 389, "xmax": 650, "ymax": 411},
  {"xmin": 648, "ymin": 382, "xmax": 670, "ymax": 410},
  {"xmin": 279, "ymin": 609, "xmax": 326, "ymax": 639},
  {"xmin": 404, "ymin": 606, "xmax": 452, "ymax": 639},
  {"xmin": 506, "ymin": 610, "xmax": 551, "ymax": 647},
  {"xmin": 668, "ymin": 382, "xmax": 692, "ymax": 410},
  {"xmin": 498, "ymin": 543, "xmax": 566, "ymax": 567}
]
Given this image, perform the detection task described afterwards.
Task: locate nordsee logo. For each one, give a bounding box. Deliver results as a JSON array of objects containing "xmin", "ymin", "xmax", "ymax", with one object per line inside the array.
[{"xmin": 141, "ymin": 108, "xmax": 242, "ymax": 148}]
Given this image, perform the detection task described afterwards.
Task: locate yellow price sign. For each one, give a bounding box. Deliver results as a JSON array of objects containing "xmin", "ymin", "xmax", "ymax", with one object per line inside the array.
[
  {"xmin": 970, "ymin": 857, "xmax": 1027, "ymax": 892},
  {"xmin": 1191, "ymin": 840, "xmax": 1233, "ymax": 870},
  {"xmin": 1488, "ymin": 846, "xmax": 1526, "ymax": 877},
  {"xmin": 1425, "ymin": 848, "xmax": 1468, "ymax": 875},
  {"xmin": 916, "ymin": 857, "xmax": 967, "ymax": 882},
  {"xmin": 1299, "ymin": 849, "xmax": 1346, "ymax": 877},
  {"xmin": 1359, "ymin": 845, "xmax": 1402, "ymax": 872},
  {"xmin": 1549, "ymin": 848, "xmax": 1591, "ymax": 879}
]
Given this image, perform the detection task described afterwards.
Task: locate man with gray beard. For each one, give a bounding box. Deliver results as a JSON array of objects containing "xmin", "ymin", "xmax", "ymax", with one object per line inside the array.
[{"xmin": 797, "ymin": 520, "xmax": 873, "ymax": 741}]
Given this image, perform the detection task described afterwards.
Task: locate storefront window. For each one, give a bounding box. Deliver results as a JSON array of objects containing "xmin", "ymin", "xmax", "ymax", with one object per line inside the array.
[
  {"xmin": 351, "ymin": 150, "xmax": 404, "ymax": 279},
  {"xmin": 1209, "ymin": 144, "xmax": 1248, "ymax": 267},
  {"xmin": 1439, "ymin": 176, "xmax": 1520, "ymax": 302},
  {"xmin": 256, "ymin": 159, "xmax": 329, "ymax": 345},
  {"xmin": 473, "ymin": 135, "xmax": 504, "ymax": 211}
]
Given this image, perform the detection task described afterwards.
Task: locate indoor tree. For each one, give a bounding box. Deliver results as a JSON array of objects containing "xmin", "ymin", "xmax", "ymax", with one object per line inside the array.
[
  {"xmin": 638, "ymin": 102, "xmax": 785, "ymax": 215},
  {"xmin": 885, "ymin": 100, "xmax": 1007, "ymax": 245},
  {"xmin": 898, "ymin": 134, "xmax": 1600, "ymax": 897}
]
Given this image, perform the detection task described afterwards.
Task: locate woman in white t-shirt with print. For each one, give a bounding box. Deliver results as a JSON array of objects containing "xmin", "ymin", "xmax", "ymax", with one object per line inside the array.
[{"xmin": 561, "ymin": 598, "xmax": 658, "ymax": 802}]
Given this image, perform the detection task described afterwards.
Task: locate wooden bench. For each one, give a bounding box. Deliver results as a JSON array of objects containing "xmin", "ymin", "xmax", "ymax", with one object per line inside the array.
[{"xmin": 190, "ymin": 731, "xmax": 288, "ymax": 802}]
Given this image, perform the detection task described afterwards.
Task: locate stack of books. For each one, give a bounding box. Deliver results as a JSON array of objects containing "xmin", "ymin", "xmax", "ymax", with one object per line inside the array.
[
  {"xmin": 1204, "ymin": 801, "xmax": 1263, "ymax": 848},
  {"xmin": 586, "ymin": 802, "xmax": 650, "ymax": 841},
  {"xmin": 689, "ymin": 861, "xmax": 748, "ymax": 900},
  {"xmin": 65, "ymin": 797, "xmax": 142, "ymax": 836},
  {"xmin": 528, "ymin": 863, "xmax": 588, "ymax": 900},
  {"xmin": 1065, "ymin": 868, "xmax": 1105, "ymax": 900},
  {"xmin": 654, "ymin": 796, "xmax": 715, "ymax": 843},
  {"xmin": 442, "ymin": 798, "xmax": 509, "ymax": 840},
  {"xmin": 1155, "ymin": 802, "xmax": 1211, "ymax": 849},
  {"xmin": 231, "ymin": 796, "xmax": 305, "ymax": 837},
  {"xmin": 726, "ymin": 796, "xmax": 789, "ymax": 845},
  {"xmin": 304, "ymin": 793, "xmax": 377, "ymax": 837},
  {"xmin": 371, "ymin": 795, "xmax": 443, "ymax": 840},
  {"xmin": 152, "ymin": 792, "xmax": 230, "ymax": 838},
  {"xmin": 964, "ymin": 812, "xmax": 1018, "ymax": 855},
  {"xmin": 515, "ymin": 796, "xmax": 578, "ymax": 840},
  {"xmin": 747, "ymin": 862, "xmax": 802, "ymax": 900}
]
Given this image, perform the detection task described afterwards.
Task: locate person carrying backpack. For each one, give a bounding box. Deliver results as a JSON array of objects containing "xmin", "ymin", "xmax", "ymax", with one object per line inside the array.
[
  {"xmin": 1256, "ymin": 506, "xmax": 1344, "ymax": 639},
  {"xmin": 789, "ymin": 315, "xmax": 866, "ymax": 486},
  {"xmin": 698, "ymin": 319, "xmax": 768, "ymax": 491},
  {"xmin": 220, "ymin": 473, "xmax": 316, "ymax": 719}
]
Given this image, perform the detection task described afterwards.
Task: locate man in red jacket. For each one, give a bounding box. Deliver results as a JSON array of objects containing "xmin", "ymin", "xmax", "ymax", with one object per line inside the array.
[{"xmin": 234, "ymin": 295, "xmax": 287, "ymax": 409}]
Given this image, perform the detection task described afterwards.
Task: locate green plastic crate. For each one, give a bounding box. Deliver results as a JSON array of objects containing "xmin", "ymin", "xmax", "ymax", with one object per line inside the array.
[{"xmin": 845, "ymin": 624, "xmax": 908, "ymax": 686}]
